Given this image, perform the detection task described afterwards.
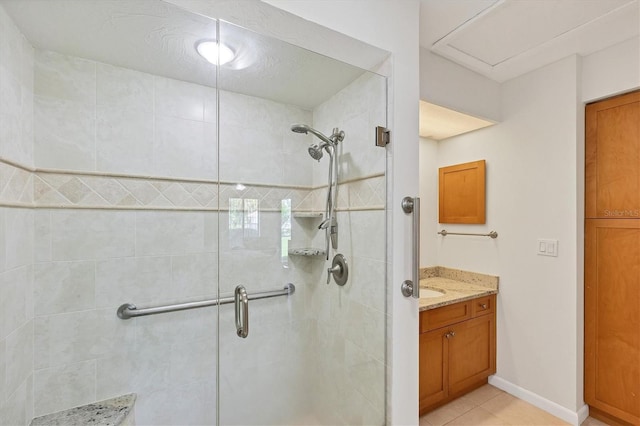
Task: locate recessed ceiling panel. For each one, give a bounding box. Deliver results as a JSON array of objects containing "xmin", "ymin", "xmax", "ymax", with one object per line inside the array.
[
  {"xmin": 447, "ymin": 0, "xmax": 633, "ymax": 66},
  {"xmin": 419, "ymin": 0, "xmax": 499, "ymax": 47}
]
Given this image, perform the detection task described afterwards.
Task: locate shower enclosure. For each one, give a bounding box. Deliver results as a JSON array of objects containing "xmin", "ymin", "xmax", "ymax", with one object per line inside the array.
[{"xmin": 0, "ymin": 1, "xmax": 388, "ymax": 424}]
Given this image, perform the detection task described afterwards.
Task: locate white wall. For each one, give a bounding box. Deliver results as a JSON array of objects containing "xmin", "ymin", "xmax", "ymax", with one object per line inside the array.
[
  {"xmin": 419, "ymin": 39, "xmax": 640, "ymax": 421},
  {"xmin": 420, "ymin": 48, "xmax": 502, "ymax": 122},
  {"xmin": 582, "ymin": 36, "xmax": 640, "ymax": 103},
  {"xmin": 419, "ymin": 137, "xmax": 438, "ymax": 267},
  {"xmin": 421, "ymin": 56, "xmax": 586, "ymax": 421}
]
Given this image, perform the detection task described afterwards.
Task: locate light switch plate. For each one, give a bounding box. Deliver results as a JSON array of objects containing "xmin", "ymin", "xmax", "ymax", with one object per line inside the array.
[{"xmin": 537, "ymin": 239, "xmax": 558, "ymax": 257}]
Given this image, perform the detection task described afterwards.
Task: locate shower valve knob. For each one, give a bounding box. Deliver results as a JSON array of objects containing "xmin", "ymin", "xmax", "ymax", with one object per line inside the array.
[{"xmin": 327, "ymin": 254, "xmax": 348, "ymax": 286}]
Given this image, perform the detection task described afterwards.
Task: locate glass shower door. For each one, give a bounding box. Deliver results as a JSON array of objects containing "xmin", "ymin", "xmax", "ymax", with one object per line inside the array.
[{"xmin": 217, "ymin": 21, "xmax": 389, "ymax": 425}]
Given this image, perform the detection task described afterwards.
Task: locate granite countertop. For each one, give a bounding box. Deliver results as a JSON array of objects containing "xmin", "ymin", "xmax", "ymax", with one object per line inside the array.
[
  {"xmin": 30, "ymin": 394, "xmax": 136, "ymax": 426},
  {"xmin": 419, "ymin": 267, "xmax": 499, "ymax": 312}
]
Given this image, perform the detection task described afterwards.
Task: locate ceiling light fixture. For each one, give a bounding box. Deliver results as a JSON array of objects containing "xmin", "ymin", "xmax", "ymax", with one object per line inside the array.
[{"xmin": 196, "ymin": 40, "xmax": 235, "ymax": 65}]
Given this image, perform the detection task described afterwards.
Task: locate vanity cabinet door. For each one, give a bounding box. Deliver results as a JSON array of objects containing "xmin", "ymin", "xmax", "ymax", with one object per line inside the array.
[
  {"xmin": 419, "ymin": 328, "xmax": 448, "ymax": 412},
  {"xmin": 448, "ymin": 315, "xmax": 496, "ymax": 396},
  {"xmin": 419, "ymin": 296, "xmax": 497, "ymax": 415}
]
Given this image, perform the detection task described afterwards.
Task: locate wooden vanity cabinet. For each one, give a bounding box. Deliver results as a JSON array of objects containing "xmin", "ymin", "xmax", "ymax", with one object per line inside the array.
[{"xmin": 419, "ymin": 295, "xmax": 496, "ymax": 415}]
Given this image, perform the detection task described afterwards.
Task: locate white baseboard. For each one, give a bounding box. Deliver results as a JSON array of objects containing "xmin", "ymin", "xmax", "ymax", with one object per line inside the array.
[{"xmin": 488, "ymin": 375, "xmax": 588, "ymax": 426}]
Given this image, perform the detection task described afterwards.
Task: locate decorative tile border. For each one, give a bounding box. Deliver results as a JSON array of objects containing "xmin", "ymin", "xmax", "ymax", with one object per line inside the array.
[
  {"xmin": 310, "ymin": 174, "xmax": 385, "ymax": 212},
  {"xmin": 0, "ymin": 158, "xmax": 385, "ymax": 212},
  {"xmin": 0, "ymin": 161, "xmax": 33, "ymax": 205},
  {"xmin": 34, "ymin": 172, "xmax": 219, "ymax": 209}
]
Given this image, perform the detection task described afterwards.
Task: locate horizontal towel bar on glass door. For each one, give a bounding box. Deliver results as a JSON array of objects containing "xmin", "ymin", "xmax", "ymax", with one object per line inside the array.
[{"xmin": 116, "ymin": 283, "xmax": 296, "ymax": 319}]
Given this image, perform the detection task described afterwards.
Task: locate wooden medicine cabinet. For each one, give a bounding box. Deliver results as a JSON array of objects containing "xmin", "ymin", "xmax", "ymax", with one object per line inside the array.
[{"xmin": 439, "ymin": 160, "xmax": 486, "ymax": 224}]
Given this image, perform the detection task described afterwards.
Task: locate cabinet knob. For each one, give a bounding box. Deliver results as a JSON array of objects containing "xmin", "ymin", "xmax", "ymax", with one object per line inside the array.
[
  {"xmin": 445, "ymin": 331, "xmax": 456, "ymax": 339},
  {"xmin": 480, "ymin": 303, "xmax": 488, "ymax": 309}
]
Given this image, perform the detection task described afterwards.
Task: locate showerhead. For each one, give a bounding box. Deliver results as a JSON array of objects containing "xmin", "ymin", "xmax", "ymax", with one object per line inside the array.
[
  {"xmin": 290, "ymin": 123, "xmax": 334, "ymax": 145},
  {"xmin": 308, "ymin": 144, "xmax": 324, "ymax": 161},
  {"xmin": 291, "ymin": 124, "xmax": 311, "ymax": 134},
  {"xmin": 291, "ymin": 124, "xmax": 344, "ymax": 161}
]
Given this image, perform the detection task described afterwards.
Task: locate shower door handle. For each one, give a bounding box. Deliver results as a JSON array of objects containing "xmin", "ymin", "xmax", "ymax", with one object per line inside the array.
[
  {"xmin": 234, "ymin": 285, "xmax": 249, "ymax": 338},
  {"xmin": 401, "ymin": 197, "xmax": 420, "ymax": 299}
]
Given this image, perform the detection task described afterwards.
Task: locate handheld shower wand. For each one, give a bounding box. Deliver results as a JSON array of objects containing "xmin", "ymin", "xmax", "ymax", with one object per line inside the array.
[{"xmin": 290, "ymin": 124, "xmax": 345, "ymax": 261}]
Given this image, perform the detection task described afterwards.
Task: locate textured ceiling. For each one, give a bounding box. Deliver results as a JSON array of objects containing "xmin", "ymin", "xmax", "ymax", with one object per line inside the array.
[{"xmin": 1, "ymin": 0, "xmax": 373, "ymax": 109}]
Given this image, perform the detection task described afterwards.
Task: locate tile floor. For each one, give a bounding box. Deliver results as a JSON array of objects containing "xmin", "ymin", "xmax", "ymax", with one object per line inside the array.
[{"xmin": 419, "ymin": 385, "xmax": 609, "ymax": 426}]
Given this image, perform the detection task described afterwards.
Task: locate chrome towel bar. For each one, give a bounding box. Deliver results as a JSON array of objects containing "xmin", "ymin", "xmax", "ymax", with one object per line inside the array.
[
  {"xmin": 117, "ymin": 283, "xmax": 295, "ymax": 320},
  {"xmin": 438, "ymin": 229, "xmax": 498, "ymax": 239}
]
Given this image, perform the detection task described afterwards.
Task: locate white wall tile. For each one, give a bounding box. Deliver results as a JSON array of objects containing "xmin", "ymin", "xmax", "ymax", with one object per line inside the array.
[
  {"xmin": 344, "ymin": 340, "xmax": 385, "ymax": 410},
  {"xmin": 96, "ymin": 63, "xmax": 153, "ymax": 113},
  {"xmin": 135, "ymin": 308, "xmax": 217, "ymax": 351},
  {"xmin": 34, "ymin": 309, "xmax": 135, "ymax": 369},
  {"xmin": 135, "ymin": 380, "xmax": 216, "ymax": 426},
  {"xmin": 34, "ymin": 210, "xmax": 51, "ymax": 263},
  {"xmin": 34, "ymin": 96, "xmax": 95, "ymax": 170},
  {"xmin": 135, "ymin": 211, "xmax": 207, "ymax": 256},
  {"xmin": 171, "ymin": 253, "xmax": 217, "ymax": 299},
  {"xmin": 218, "ymin": 248, "xmax": 299, "ymax": 294},
  {"xmin": 0, "ymin": 338, "xmax": 6, "ymax": 404},
  {"xmin": 0, "ymin": 208, "xmax": 5, "ymax": 271},
  {"xmin": 0, "ymin": 63, "xmax": 23, "ymax": 127},
  {"xmin": 283, "ymin": 150, "xmax": 313, "ymax": 187},
  {"xmin": 34, "ymin": 50, "xmax": 95, "ymax": 105},
  {"xmin": 203, "ymin": 86, "xmax": 217, "ymax": 124},
  {"xmin": 0, "ymin": 10, "xmax": 34, "ymax": 167},
  {"xmin": 34, "ymin": 261, "xmax": 95, "ymax": 316},
  {"xmin": 344, "ymin": 256, "xmax": 385, "ymax": 314},
  {"xmin": 155, "ymin": 77, "xmax": 204, "ymax": 122},
  {"xmin": 0, "ymin": 374, "xmax": 27, "ymax": 426},
  {"xmin": 95, "ymin": 256, "xmax": 172, "ymax": 308},
  {"xmin": 350, "ymin": 210, "xmax": 385, "ymax": 262},
  {"xmin": 218, "ymin": 211, "xmax": 282, "ymax": 252},
  {"xmin": 0, "ymin": 266, "xmax": 30, "ymax": 341},
  {"xmin": 96, "ymin": 106, "xmax": 154, "ymax": 175},
  {"xmin": 5, "ymin": 321, "xmax": 33, "ymax": 399},
  {"xmin": 169, "ymin": 337, "xmax": 216, "ymax": 385},
  {"xmin": 0, "ymin": 5, "xmax": 23, "ymax": 78},
  {"xmin": 95, "ymin": 347, "xmax": 171, "ymax": 402},
  {"xmin": 153, "ymin": 116, "xmax": 216, "ymax": 179},
  {"xmin": 0, "ymin": 69, "xmax": 33, "ymax": 166},
  {"xmin": 219, "ymin": 125, "xmax": 282, "ymax": 184},
  {"xmin": 33, "ymin": 360, "xmax": 96, "ymax": 417},
  {"xmin": 50, "ymin": 210, "xmax": 135, "ymax": 261}
]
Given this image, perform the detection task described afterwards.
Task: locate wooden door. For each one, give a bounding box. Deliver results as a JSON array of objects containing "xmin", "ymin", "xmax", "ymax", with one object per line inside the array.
[
  {"xmin": 419, "ymin": 328, "xmax": 448, "ymax": 412},
  {"xmin": 448, "ymin": 315, "xmax": 496, "ymax": 396},
  {"xmin": 585, "ymin": 219, "xmax": 640, "ymax": 424},
  {"xmin": 586, "ymin": 91, "xmax": 640, "ymax": 219}
]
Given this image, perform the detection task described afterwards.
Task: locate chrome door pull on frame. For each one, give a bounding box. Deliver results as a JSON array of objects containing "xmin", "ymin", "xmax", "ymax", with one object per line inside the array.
[
  {"xmin": 235, "ymin": 285, "xmax": 249, "ymax": 338},
  {"xmin": 401, "ymin": 196, "xmax": 420, "ymax": 299}
]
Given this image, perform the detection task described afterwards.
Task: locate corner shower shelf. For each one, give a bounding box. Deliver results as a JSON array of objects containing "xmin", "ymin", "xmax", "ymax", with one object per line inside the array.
[
  {"xmin": 288, "ymin": 248, "xmax": 326, "ymax": 257},
  {"xmin": 292, "ymin": 212, "xmax": 323, "ymax": 219}
]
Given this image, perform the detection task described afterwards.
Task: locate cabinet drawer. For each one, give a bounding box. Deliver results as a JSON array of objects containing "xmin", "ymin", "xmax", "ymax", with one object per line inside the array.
[
  {"xmin": 421, "ymin": 301, "xmax": 471, "ymax": 333},
  {"xmin": 471, "ymin": 295, "xmax": 495, "ymax": 317}
]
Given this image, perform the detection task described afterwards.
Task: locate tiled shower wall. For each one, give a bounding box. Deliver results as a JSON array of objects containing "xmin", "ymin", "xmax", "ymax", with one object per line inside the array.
[
  {"xmin": 0, "ymin": 5, "xmax": 35, "ymax": 426},
  {"xmin": 1, "ymin": 4, "xmax": 388, "ymax": 424},
  {"xmin": 29, "ymin": 49, "xmax": 319, "ymax": 425},
  {"xmin": 308, "ymin": 72, "xmax": 388, "ymax": 425}
]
